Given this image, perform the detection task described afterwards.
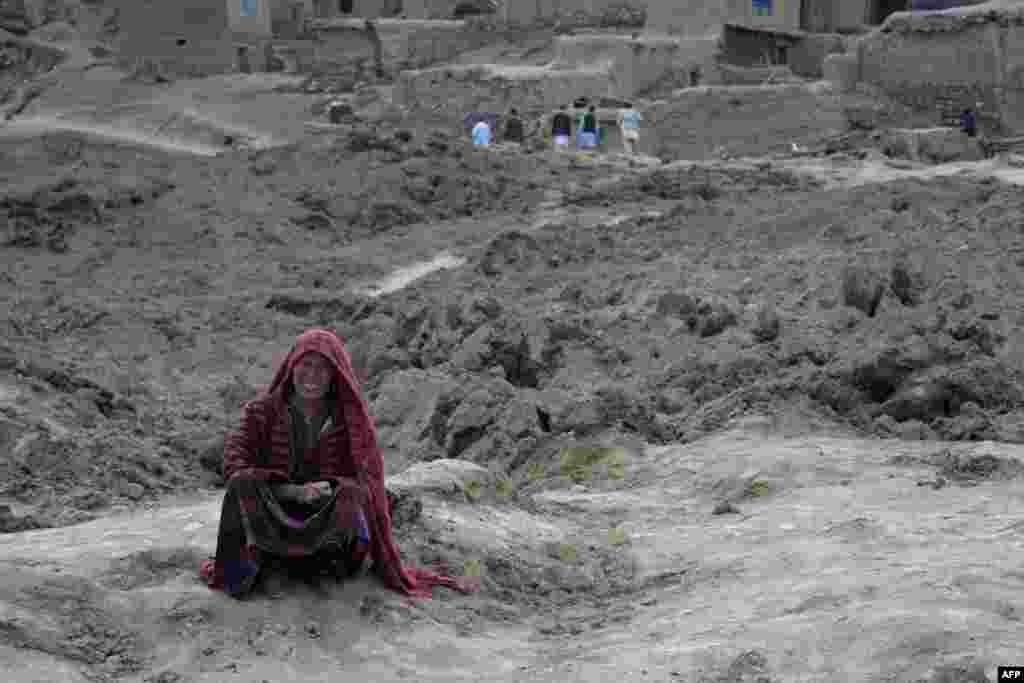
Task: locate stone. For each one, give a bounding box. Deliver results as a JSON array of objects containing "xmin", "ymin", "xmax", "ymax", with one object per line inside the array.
[
  {"xmin": 0, "ymin": 414, "xmax": 27, "ymax": 453},
  {"xmin": 893, "ymin": 419, "xmax": 933, "ymax": 441},
  {"xmin": 881, "ymin": 128, "xmax": 985, "ymax": 164},
  {"xmin": 752, "ymin": 304, "xmax": 780, "ymax": 343},
  {"xmin": 450, "ymin": 324, "xmax": 493, "ymax": 372},
  {"xmin": 880, "ymin": 378, "xmax": 952, "ymax": 422},
  {"xmin": 890, "ymin": 259, "xmax": 924, "ymax": 307},
  {"xmin": 0, "ymin": 343, "xmax": 16, "ymax": 370},
  {"xmin": 848, "ymin": 342, "xmax": 938, "ymax": 405},
  {"xmin": 368, "ymin": 348, "xmax": 413, "ymax": 376},
  {"xmin": 712, "ymin": 500, "xmax": 739, "ymax": 515},
  {"xmin": 654, "ymin": 291, "xmax": 697, "ymax": 318},
  {"xmin": 927, "ymin": 659, "xmax": 989, "ymax": 683},
  {"xmin": 328, "ymin": 101, "xmax": 354, "ymax": 124},
  {"xmin": 370, "ymin": 369, "xmax": 459, "ymax": 455},
  {"xmin": 721, "ymin": 649, "xmax": 776, "ymax": 682},
  {"xmin": 0, "ymin": 504, "xmax": 39, "ymax": 533},
  {"xmin": 384, "ymin": 485, "xmax": 423, "ymax": 530},
  {"xmin": 823, "ymin": 53, "xmax": 859, "ymax": 94},
  {"xmin": 386, "ymin": 459, "xmax": 494, "ymax": 504},
  {"xmin": 443, "ymin": 382, "xmax": 514, "ymax": 458},
  {"xmin": 693, "ymin": 300, "xmax": 738, "ymax": 338},
  {"xmin": 873, "ymin": 413, "xmax": 898, "ymax": 435},
  {"xmin": 529, "ymin": 387, "xmax": 601, "ymax": 435},
  {"xmin": 477, "ymin": 230, "xmax": 543, "ymax": 277},
  {"xmin": 450, "ymin": 320, "xmax": 543, "ymax": 388},
  {"xmin": 119, "ymin": 482, "xmax": 145, "ymax": 501},
  {"xmin": 840, "ymin": 264, "xmax": 885, "ymax": 317},
  {"xmin": 197, "ymin": 436, "xmax": 224, "ymax": 477}
]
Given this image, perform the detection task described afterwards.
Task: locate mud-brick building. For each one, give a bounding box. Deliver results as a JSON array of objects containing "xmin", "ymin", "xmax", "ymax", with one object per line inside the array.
[
  {"xmin": 647, "ymin": 0, "xmax": 987, "ymax": 36},
  {"xmin": 105, "ymin": 0, "xmax": 312, "ymax": 77},
  {"xmin": 828, "ymin": 2, "xmax": 1024, "ymax": 135},
  {"xmin": 228, "ymin": 0, "xmax": 310, "ymax": 37},
  {"xmin": 310, "ymin": 0, "xmax": 403, "ymax": 18},
  {"xmin": 105, "ymin": 0, "xmax": 236, "ymax": 78}
]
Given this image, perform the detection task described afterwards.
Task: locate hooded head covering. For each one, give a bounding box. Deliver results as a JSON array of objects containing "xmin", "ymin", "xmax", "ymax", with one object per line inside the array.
[{"xmin": 258, "ymin": 328, "xmax": 478, "ymax": 598}]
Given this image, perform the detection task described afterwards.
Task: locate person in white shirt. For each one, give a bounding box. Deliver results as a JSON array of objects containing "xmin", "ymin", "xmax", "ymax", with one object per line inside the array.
[{"xmin": 617, "ymin": 102, "xmax": 642, "ymax": 155}]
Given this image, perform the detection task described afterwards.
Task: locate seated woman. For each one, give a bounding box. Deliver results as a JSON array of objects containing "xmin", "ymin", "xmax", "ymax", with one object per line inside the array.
[{"xmin": 200, "ymin": 328, "xmax": 476, "ymax": 599}]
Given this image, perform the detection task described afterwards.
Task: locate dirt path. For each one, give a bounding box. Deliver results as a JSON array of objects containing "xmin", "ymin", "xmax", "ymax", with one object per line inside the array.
[
  {"xmin": 772, "ymin": 153, "xmax": 1024, "ymax": 188},
  {"xmin": 0, "ymin": 116, "xmax": 226, "ymax": 156},
  {"xmin": 0, "ymin": 423, "xmax": 1020, "ymax": 682},
  {"xmin": 4, "ymin": 71, "xmax": 315, "ymax": 156}
]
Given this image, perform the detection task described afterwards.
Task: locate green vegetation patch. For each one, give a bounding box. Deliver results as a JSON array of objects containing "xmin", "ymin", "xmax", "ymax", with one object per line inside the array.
[
  {"xmin": 607, "ymin": 526, "xmax": 628, "ymax": 546},
  {"xmin": 558, "ymin": 446, "xmax": 629, "ymax": 483},
  {"xmin": 464, "ymin": 479, "xmax": 483, "ymax": 502},
  {"xmin": 494, "ymin": 476, "xmax": 514, "ymax": 499},
  {"xmin": 746, "ymin": 479, "xmax": 771, "ymax": 498},
  {"xmin": 463, "ymin": 558, "xmax": 483, "ymax": 578},
  {"xmin": 558, "ymin": 543, "xmax": 578, "ymax": 563},
  {"xmin": 526, "ymin": 462, "xmax": 547, "ymax": 482}
]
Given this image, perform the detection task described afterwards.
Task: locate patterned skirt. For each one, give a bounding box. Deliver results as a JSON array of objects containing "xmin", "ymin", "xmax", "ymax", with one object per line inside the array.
[{"xmin": 201, "ymin": 477, "xmax": 370, "ymax": 597}]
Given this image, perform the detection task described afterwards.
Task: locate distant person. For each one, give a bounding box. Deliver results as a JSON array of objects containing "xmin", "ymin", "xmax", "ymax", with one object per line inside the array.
[
  {"xmin": 960, "ymin": 106, "xmax": 977, "ymax": 138},
  {"xmin": 578, "ymin": 104, "xmax": 598, "ymax": 150},
  {"xmin": 503, "ymin": 107, "xmax": 525, "ymax": 144},
  {"xmin": 551, "ymin": 104, "xmax": 572, "ymax": 151},
  {"xmin": 471, "ymin": 119, "xmax": 491, "ymax": 146},
  {"xmin": 573, "ymin": 100, "xmax": 588, "ymax": 149},
  {"xmin": 618, "ymin": 102, "xmax": 642, "ymax": 155}
]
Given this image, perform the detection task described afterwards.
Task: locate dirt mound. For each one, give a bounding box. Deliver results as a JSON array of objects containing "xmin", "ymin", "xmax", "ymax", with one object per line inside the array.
[
  {"xmin": 0, "ymin": 503, "xmax": 42, "ymax": 532},
  {"xmin": 2, "ymin": 106, "xmax": 1024, "ymax": 553},
  {"xmin": 935, "ymin": 449, "xmax": 1023, "ymax": 482},
  {"xmin": 251, "ymin": 126, "xmax": 551, "ymax": 240},
  {"xmin": 567, "ymin": 162, "xmax": 816, "ymax": 206},
  {"xmin": 0, "ymin": 575, "xmax": 145, "ymax": 676},
  {"xmin": 358, "ymin": 169, "xmax": 1024, "ymax": 460},
  {"xmin": 0, "ymin": 174, "xmax": 175, "ymax": 252}
]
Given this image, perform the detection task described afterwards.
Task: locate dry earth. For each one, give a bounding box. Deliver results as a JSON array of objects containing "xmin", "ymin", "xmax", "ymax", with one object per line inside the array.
[{"xmin": 2, "ymin": 23, "xmax": 1024, "ymax": 683}]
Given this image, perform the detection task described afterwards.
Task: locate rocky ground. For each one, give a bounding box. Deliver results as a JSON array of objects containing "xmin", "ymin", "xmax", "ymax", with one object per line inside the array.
[{"xmin": 1, "ymin": 20, "xmax": 1024, "ymax": 682}]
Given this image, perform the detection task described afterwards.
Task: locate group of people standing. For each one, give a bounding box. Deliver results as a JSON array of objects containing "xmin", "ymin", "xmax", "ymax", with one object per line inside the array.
[
  {"xmin": 470, "ymin": 109, "xmax": 525, "ymax": 147},
  {"xmin": 469, "ymin": 100, "xmax": 642, "ymax": 155},
  {"xmin": 546, "ymin": 100, "xmax": 644, "ymax": 154}
]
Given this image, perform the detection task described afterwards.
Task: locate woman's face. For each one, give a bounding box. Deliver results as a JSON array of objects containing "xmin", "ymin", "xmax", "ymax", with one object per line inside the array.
[{"xmin": 293, "ymin": 351, "xmax": 333, "ymax": 402}]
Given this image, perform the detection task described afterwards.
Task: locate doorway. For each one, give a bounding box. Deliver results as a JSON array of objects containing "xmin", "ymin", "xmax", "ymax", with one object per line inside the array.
[
  {"xmin": 339, "ymin": 0, "xmax": 353, "ymax": 13},
  {"xmin": 872, "ymin": 0, "xmax": 909, "ymax": 24},
  {"xmin": 236, "ymin": 46, "xmax": 251, "ymax": 74}
]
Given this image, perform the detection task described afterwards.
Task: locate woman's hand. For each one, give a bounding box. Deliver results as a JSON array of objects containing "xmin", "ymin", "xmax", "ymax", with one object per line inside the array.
[{"xmin": 297, "ymin": 481, "xmax": 333, "ymax": 505}]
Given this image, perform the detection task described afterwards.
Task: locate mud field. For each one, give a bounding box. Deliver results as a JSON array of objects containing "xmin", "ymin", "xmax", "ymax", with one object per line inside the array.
[{"xmin": 1, "ymin": 65, "xmax": 1024, "ymax": 683}]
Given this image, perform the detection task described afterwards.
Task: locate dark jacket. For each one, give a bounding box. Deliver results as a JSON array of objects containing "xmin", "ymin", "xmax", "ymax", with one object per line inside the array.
[
  {"xmin": 960, "ymin": 110, "xmax": 977, "ymax": 137},
  {"xmin": 552, "ymin": 112, "xmax": 572, "ymax": 136},
  {"xmin": 504, "ymin": 116, "xmax": 524, "ymax": 142}
]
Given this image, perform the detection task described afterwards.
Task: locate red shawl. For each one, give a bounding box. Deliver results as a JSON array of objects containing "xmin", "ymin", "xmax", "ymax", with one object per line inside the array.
[{"xmin": 216, "ymin": 328, "xmax": 478, "ymax": 598}]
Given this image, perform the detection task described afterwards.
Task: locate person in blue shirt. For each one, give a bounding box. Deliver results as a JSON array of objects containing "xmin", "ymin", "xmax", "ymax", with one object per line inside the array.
[{"xmin": 471, "ymin": 120, "xmax": 491, "ymax": 146}]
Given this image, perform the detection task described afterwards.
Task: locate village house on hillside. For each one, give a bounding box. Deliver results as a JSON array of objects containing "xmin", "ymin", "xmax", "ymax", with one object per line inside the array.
[
  {"xmin": 2, "ymin": 0, "xmax": 990, "ymax": 80},
  {"xmin": 647, "ymin": 0, "xmax": 986, "ymax": 35},
  {"xmin": 299, "ymin": 0, "xmax": 962, "ymax": 28}
]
